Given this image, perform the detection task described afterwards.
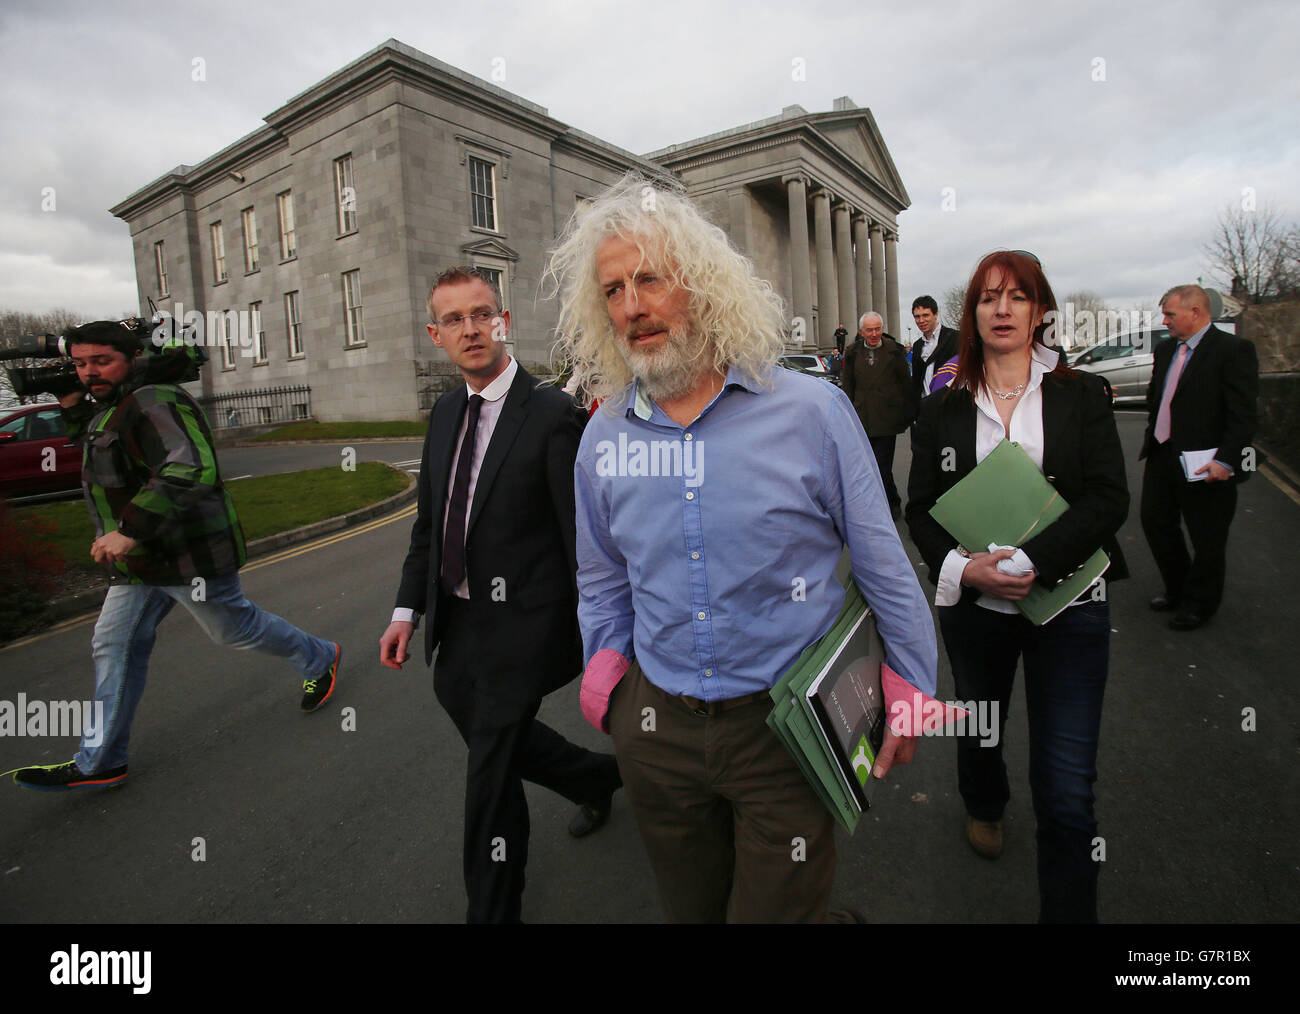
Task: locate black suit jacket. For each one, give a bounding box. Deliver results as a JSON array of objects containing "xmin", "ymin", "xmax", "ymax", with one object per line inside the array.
[
  {"xmin": 1139, "ymin": 325, "xmax": 1259, "ymax": 480},
  {"xmin": 908, "ymin": 326, "xmax": 960, "ymax": 420},
  {"xmin": 394, "ymin": 364, "xmax": 587, "ymax": 710},
  {"xmin": 906, "ymin": 369, "xmax": 1130, "ymax": 601}
]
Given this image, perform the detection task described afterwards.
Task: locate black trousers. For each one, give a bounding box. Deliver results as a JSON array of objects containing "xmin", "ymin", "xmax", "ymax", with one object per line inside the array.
[
  {"xmin": 868, "ymin": 434, "xmax": 900, "ymax": 512},
  {"xmin": 433, "ymin": 596, "xmax": 620, "ymax": 923},
  {"xmin": 1140, "ymin": 443, "xmax": 1237, "ymax": 616}
]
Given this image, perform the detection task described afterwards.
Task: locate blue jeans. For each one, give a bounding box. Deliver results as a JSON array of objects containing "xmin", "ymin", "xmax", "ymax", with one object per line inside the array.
[
  {"xmin": 938, "ymin": 598, "xmax": 1110, "ymax": 923},
  {"xmin": 75, "ymin": 573, "xmax": 334, "ymax": 774}
]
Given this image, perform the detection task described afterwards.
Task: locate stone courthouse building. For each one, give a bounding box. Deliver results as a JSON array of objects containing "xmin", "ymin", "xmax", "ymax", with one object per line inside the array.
[{"xmin": 111, "ymin": 40, "xmax": 910, "ymax": 422}]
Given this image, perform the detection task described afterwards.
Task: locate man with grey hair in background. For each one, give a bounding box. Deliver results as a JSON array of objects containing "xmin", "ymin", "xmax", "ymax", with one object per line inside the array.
[
  {"xmin": 549, "ymin": 175, "xmax": 939, "ymax": 922},
  {"xmin": 841, "ymin": 310, "xmax": 911, "ymax": 518},
  {"xmin": 1139, "ymin": 283, "xmax": 1258, "ymax": 631}
]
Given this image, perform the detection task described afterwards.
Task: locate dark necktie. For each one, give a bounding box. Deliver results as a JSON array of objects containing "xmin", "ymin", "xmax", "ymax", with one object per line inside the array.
[{"xmin": 441, "ymin": 394, "xmax": 483, "ymax": 594}]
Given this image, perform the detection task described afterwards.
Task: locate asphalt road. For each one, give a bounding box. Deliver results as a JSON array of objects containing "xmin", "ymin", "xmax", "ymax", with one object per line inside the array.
[{"xmin": 1, "ymin": 414, "xmax": 1296, "ymax": 924}]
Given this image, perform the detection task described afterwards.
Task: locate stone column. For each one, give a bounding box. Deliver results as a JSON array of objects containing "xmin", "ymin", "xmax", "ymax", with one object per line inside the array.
[
  {"xmin": 884, "ymin": 231, "xmax": 901, "ymax": 338},
  {"xmin": 727, "ymin": 187, "xmax": 752, "ymax": 257},
  {"xmin": 784, "ymin": 175, "xmax": 813, "ymax": 347},
  {"xmin": 811, "ymin": 188, "xmax": 837, "ymax": 349},
  {"xmin": 869, "ymin": 222, "xmax": 886, "ymax": 329},
  {"xmin": 833, "ymin": 200, "xmax": 856, "ymax": 339},
  {"xmin": 853, "ymin": 213, "xmax": 871, "ymax": 322}
]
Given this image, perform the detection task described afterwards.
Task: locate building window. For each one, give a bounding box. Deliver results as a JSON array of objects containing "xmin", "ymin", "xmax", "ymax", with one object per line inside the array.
[
  {"xmin": 342, "ymin": 270, "xmax": 365, "ymax": 346},
  {"xmin": 293, "ymin": 402, "xmax": 308, "ymax": 420},
  {"xmin": 250, "ymin": 301, "xmax": 266, "ymax": 363},
  {"xmin": 211, "ymin": 222, "xmax": 227, "ymax": 284},
  {"xmin": 334, "ymin": 154, "xmax": 356, "ymax": 235},
  {"xmin": 472, "ymin": 259, "xmax": 510, "ymax": 314},
  {"xmin": 154, "ymin": 241, "xmax": 169, "ymax": 296},
  {"xmin": 258, "ymin": 407, "xmax": 273, "ymax": 424},
  {"xmin": 241, "ymin": 207, "xmax": 259, "ymax": 273},
  {"xmin": 469, "ymin": 156, "xmax": 496, "ymax": 230},
  {"xmin": 277, "ymin": 190, "xmax": 296, "ymax": 260},
  {"xmin": 284, "ymin": 290, "xmax": 303, "ymax": 358},
  {"xmin": 216, "ymin": 311, "xmax": 234, "ymax": 369}
]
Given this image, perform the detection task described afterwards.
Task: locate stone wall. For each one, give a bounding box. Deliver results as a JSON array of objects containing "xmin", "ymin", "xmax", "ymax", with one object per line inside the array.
[
  {"xmin": 1240, "ymin": 300, "xmax": 1300, "ymax": 373},
  {"xmin": 1240, "ymin": 300, "xmax": 1300, "ymax": 472}
]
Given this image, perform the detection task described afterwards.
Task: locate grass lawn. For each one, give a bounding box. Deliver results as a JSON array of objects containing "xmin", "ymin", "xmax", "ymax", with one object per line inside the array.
[
  {"xmin": 252, "ymin": 421, "xmax": 426, "ymax": 441},
  {"xmin": 15, "ymin": 462, "xmax": 410, "ymax": 571}
]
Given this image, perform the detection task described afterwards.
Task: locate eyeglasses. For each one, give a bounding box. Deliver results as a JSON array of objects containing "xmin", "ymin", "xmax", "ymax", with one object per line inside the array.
[
  {"xmin": 1010, "ymin": 249, "xmax": 1042, "ymax": 266},
  {"xmin": 436, "ymin": 309, "xmax": 500, "ymax": 332}
]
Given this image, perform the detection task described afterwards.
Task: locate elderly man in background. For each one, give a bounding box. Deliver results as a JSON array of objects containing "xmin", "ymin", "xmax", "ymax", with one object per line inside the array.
[{"xmin": 841, "ymin": 311, "xmax": 911, "ymax": 518}]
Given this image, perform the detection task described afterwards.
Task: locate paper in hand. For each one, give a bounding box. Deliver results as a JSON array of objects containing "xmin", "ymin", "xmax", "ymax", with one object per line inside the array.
[{"xmin": 1180, "ymin": 449, "xmax": 1219, "ymax": 482}]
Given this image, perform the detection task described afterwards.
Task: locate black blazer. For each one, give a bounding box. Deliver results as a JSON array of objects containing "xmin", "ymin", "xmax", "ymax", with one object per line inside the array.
[
  {"xmin": 1139, "ymin": 325, "xmax": 1259, "ymax": 480},
  {"xmin": 394, "ymin": 364, "xmax": 587, "ymax": 707},
  {"xmin": 908, "ymin": 326, "xmax": 960, "ymax": 420},
  {"xmin": 906, "ymin": 368, "xmax": 1130, "ymax": 599}
]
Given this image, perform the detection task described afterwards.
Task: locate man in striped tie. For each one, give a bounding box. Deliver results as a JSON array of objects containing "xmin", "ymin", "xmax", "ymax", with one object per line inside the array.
[{"xmin": 1139, "ymin": 284, "xmax": 1259, "ymax": 631}]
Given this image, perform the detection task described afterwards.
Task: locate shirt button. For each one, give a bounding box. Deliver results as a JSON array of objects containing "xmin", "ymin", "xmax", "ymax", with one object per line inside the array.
[
  {"xmin": 691, "ymin": 551, "xmax": 700, "ymax": 560},
  {"xmin": 697, "ymin": 611, "xmax": 706, "ymax": 620},
  {"xmin": 686, "ymin": 491, "xmax": 695, "ymax": 500},
  {"xmin": 704, "ymin": 669, "xmax": 713, "ymax": 677},
  {"xmin": 684, "ymin": 433, "xmax": 693, "ymax": 441}
]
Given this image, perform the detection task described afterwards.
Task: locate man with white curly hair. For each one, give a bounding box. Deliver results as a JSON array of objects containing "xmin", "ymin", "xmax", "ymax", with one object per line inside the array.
[{"xmin": 551, "ymin": 175, "xmax": 939, "ymax": 923}]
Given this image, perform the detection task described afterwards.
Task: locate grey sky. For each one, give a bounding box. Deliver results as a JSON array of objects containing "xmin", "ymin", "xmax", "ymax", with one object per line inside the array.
[{"xmin": 1, "ymin": 0, "xmax": 1296, "ymax": 340}]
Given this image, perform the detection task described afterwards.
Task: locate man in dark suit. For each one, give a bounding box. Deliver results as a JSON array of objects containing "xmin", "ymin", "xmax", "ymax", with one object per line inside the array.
[
  {"xmin": 908, "ymin": 295, "xmax": 960, "ymax": 421},
  {"xmin": 379, "ymin": 266, "xmax": 621, "ymax": 923},
  {"xmin": 1139, "ymin": 284, "xmax": 1259, "ymax": 631}
]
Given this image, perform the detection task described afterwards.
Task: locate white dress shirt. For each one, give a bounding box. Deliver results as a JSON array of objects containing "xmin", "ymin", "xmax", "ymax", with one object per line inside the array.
[{"xmin": 919, "ymin": 329, "xmax": 941, "ymax": 391}]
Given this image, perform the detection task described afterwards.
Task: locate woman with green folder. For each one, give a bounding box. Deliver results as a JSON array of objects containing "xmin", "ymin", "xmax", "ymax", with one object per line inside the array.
[{"xmin": 905, "ymin": 249, "xmax": 1129, "ymax": 923}]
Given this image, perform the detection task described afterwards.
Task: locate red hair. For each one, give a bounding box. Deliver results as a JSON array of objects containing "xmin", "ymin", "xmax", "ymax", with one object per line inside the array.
[{"xmin": 952, "ymin": 250, "xmax": 1069, "ymax": 397}]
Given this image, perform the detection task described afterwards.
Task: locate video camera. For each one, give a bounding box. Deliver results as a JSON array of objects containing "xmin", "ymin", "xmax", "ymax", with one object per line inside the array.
[{"xmin": 1, "ymin": 301, "xmax": 206, "ymax": 399}]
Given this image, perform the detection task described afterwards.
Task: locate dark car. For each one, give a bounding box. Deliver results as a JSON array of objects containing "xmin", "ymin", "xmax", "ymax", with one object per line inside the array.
[{"xmin": 0, "ymin": 402, "xmax": 81, "ymax": 499}]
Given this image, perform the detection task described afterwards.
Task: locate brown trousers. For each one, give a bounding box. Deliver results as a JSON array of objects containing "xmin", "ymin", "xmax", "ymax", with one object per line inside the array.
[{"xmin": 609, "ymin": 661, "xmax": 837, "ymax": 923}]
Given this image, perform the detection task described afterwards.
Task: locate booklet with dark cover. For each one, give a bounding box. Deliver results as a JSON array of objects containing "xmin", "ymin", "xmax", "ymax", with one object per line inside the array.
[{"xmin": 805, "ymin": 606, "xmax": 886, "ymax": 812}]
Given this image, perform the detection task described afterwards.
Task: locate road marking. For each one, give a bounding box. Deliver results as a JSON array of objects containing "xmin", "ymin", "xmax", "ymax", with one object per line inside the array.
[
  {"xmin": 227, "ymin": 474, "xmax": 252, "ymax": 481},
  {"xmin": 0, "ymin": 502, "xmax": 419, "ymax": 653},
  {"xmin": 1259, "ymin": 464, "xmax": 1300, "ymax": 508}
]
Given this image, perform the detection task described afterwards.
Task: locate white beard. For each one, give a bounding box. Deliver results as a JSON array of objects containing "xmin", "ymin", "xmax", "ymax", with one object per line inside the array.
[{"xmin": 620, "ymin": 324, "xmax": 713, "ymax": 403}]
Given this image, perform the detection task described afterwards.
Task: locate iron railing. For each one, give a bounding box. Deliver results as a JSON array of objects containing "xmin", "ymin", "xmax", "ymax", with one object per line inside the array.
[{"xmin": 199, "ymin": 384, "xmax": 311, "ymax": 430}]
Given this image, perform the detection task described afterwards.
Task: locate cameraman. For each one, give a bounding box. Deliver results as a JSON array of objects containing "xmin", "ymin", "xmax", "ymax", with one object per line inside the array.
[{"xmin": 11, "ymin": 320, "xmax": 341, "ymax": 792}]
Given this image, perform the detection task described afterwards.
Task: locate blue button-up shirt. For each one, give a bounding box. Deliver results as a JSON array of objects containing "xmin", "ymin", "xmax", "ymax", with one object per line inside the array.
[{"xmin": 575, "ymin": 364, "xmax": 937, "ymax": 701}]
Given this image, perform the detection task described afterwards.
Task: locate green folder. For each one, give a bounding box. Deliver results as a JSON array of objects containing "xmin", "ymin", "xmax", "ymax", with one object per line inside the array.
[
  {"xmin": 928, "ymin": 439, "xmax": 1109, "ymax": 626},
  {"xmin": 766, "ymin": 582, "xmax": 875, "ymax": 834}
]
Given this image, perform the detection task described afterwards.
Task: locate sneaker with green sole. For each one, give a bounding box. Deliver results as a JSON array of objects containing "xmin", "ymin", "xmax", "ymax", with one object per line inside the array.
[
  {"xmin": 301, "ymin": 642, "xmax": 341, "ymax": 712},
  {"xmin": 11, "ymin": 760, "xmax": 128, "ymax": 791}
]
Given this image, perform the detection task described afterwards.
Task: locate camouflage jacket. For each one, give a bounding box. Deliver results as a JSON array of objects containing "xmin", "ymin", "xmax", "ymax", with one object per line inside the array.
[{"xmin": 62, "ymin": 375, "xmax": 246, "ymax": 585}]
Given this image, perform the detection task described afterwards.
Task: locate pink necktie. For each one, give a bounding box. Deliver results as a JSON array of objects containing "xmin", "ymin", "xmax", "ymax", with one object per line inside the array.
[{"xmin": 1154, "ymin": 341, "xmax": 1189, "ymax": 444}]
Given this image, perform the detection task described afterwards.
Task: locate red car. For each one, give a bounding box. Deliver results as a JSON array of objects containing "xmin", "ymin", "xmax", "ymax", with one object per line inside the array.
[{"xmin": 0, "ymin": 403, "xmax": 81, "ymax": 499}]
